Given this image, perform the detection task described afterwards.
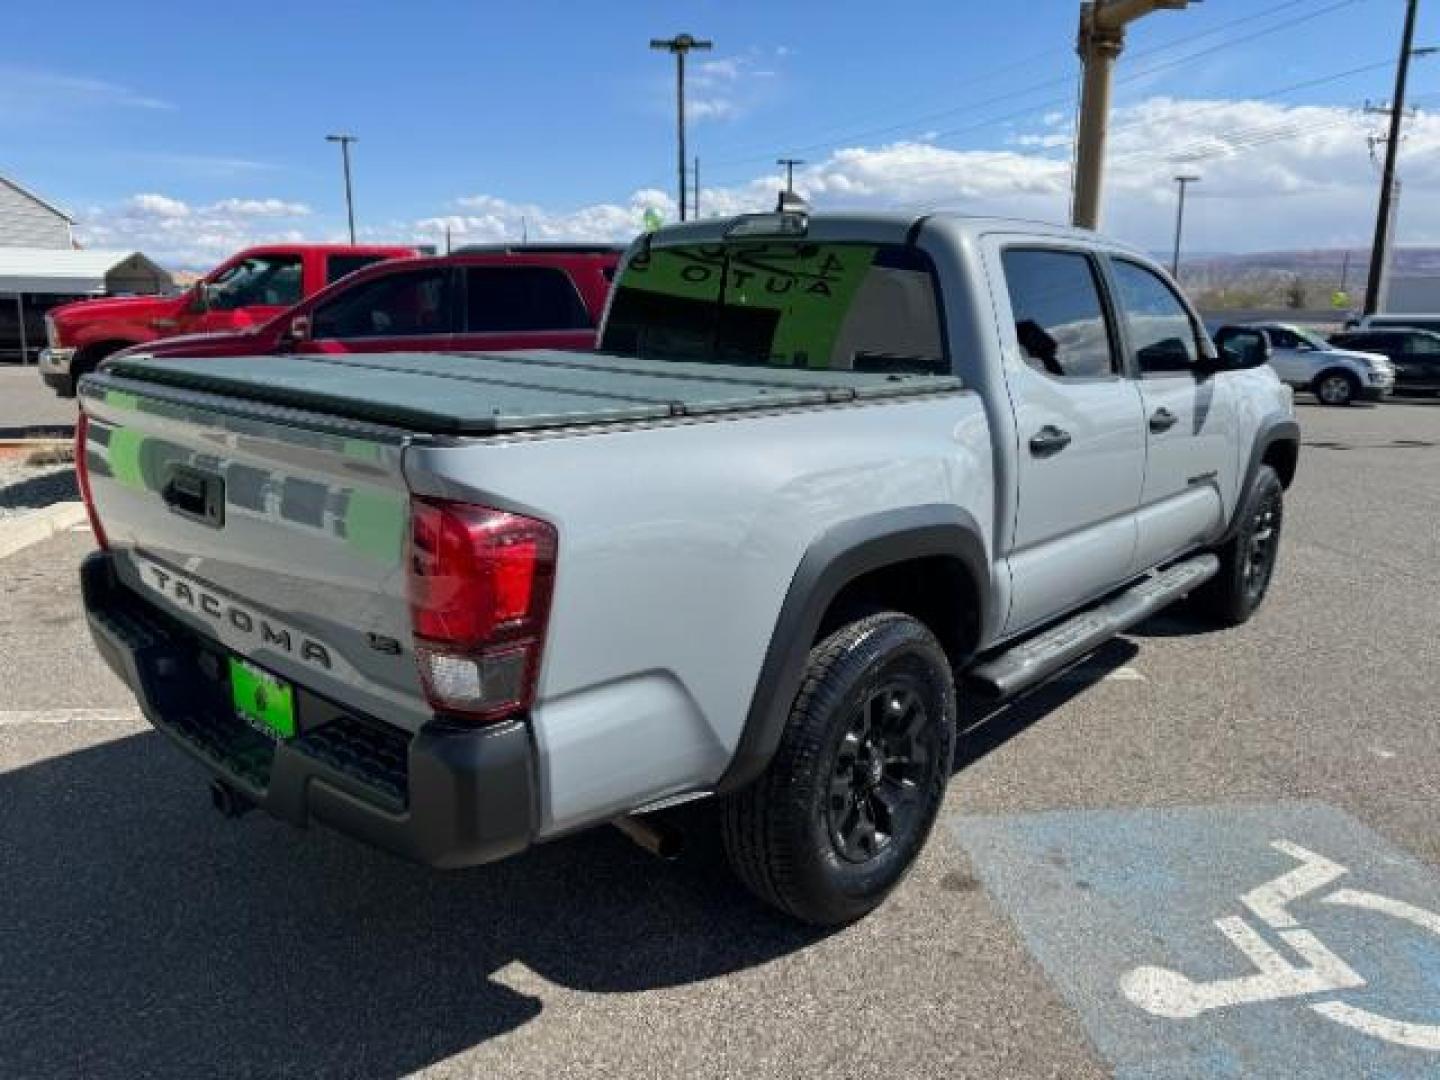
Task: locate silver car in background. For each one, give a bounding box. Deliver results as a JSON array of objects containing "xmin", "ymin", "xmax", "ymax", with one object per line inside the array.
[{"xmin": 1231, "ymin": 323, "xmax": 1394, "ymax": 406}]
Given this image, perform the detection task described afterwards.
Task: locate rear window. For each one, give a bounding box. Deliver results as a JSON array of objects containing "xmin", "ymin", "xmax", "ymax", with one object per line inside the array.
[{"xmin": 599, "ymin": 242, "xmax": 948, "ymax": 375}]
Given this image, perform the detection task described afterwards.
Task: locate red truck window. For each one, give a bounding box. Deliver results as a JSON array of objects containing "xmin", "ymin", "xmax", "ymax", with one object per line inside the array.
[
  {"xmin": 312, "ymin": 268, "xmax": 453, "ymax": 339},
  {"xmin": 463, "ymin": 267, "xmax": 591, "ymax": 333},
  {"xmin": 208, "ymin": 254, "xmax": 304, "ymax": 310}
]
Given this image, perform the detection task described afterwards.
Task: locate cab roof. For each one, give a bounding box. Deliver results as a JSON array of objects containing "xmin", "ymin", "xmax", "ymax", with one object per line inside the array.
[{"xmin": 643, "ymin": 209, "xmax": 1146, "ymax": 256}]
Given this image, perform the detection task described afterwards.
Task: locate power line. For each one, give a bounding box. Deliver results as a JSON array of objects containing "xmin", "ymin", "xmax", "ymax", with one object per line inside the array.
[{"xmin": 700, "ymin": 0, "xmax": 1367, "ymax": 181}]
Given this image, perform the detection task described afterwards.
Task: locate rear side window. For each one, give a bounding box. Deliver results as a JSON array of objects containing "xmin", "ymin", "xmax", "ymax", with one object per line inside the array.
[
  {"xmin": 1409, "ymin": 334, "xmax": 1440, "ymax": 354},
  {"xmin": 464, "ymin": 267, "xmax": 591, "ymax": 333},
  {"xmin": 1001, "ymin": 248, "xmax": 1116, "ymax": 379},
  {"xmin": 326, "ymin": 253, "xmax": 389, "ymax": 285},
  {"xmin": 601, "ymin": 242, "xmax": 947, "ymax": 375},
  {"xmin": 1112, "ymin": 259, "xmax": 1200, "ymax": 376},
  {"xmin": 311, "ymin": 268, "xmax": 452, "ymax": 339}
]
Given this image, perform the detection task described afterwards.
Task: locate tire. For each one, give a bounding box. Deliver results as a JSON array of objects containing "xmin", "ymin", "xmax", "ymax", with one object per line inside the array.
[
  {"xmin": 69, "ymin": 344, "xmax": 128, "ymax": 395},
  {"xmin": 1313, "ymin": 370, "xmax": 1358, "ymax": 406},
  {"xmin": 720, "ymin": 612, "xmax": 956, "ymax": 925},
  {"xmin": 1192, "ymin": 464, "xmax": 1285, "ymax": 627}
]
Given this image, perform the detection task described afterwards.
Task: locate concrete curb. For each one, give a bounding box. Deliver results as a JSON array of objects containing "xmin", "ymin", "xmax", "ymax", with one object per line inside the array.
[{"xmin": 0, "ymin": 502, "xmax": 87, "ymax": 560}]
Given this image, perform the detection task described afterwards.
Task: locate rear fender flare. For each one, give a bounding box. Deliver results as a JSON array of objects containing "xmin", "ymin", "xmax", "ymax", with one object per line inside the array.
[{"xmin": 715, "ymin": 504, "xmax": 990, "ymax": 794}]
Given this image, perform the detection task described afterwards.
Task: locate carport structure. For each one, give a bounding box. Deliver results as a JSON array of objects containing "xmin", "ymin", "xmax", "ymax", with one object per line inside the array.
[{"xmin": 0, "ymin": 249, "xmax": 172, "ymax": 364}]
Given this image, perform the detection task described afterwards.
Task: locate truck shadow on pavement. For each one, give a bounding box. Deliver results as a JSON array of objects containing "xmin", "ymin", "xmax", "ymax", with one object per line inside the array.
[
  {"xmin": 953, "ymin": 638, "xmax": 1141, "ymax": 771},
  {"xmin": 0, "ymin": 732, "xmax": 823, "ymax": 1078}
]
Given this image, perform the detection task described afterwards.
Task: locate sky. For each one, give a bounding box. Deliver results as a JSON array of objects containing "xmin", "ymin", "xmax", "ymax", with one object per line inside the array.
[{"xmin": 5, "ymin": 0, "xmax": 1439, "ymax": 268}]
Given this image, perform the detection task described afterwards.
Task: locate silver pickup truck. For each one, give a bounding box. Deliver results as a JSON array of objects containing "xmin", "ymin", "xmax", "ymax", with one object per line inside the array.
[{"xmin": 76, "ymin": 209, "xmax": 1299, "ymax": 925}]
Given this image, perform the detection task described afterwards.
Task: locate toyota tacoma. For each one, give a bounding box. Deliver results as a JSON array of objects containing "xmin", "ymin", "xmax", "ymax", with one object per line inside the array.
[{"xmin": 76, "ymin": 209, "xmax": 1299, "ymax": 925}]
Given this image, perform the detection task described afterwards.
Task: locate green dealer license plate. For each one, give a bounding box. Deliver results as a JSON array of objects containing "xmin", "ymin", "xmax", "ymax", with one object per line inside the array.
[{"xmin": 229, "ymin": 657, "xmax": 296, "ymax": 740}]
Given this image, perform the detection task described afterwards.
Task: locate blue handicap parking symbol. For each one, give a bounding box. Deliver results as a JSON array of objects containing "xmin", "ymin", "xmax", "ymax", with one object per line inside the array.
[{"xmin": 949, "ymin": 802, "xmax": 1440, "ymax": 1079}]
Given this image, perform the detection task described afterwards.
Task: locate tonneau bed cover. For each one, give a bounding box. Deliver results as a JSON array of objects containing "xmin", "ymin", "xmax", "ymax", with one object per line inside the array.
[{"xmin": 99, "ymin": 349, "xmax": 963, "ymax": 436}]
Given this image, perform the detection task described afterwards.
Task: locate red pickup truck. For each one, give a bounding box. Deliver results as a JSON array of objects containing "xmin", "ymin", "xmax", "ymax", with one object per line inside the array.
[
  {"xmin": 108, "ymin": 244, "xmax": 624, "ymax": 368},
  {"xmin": 40, "ymin": 243, "xmax": 418, "ymax": 395}
]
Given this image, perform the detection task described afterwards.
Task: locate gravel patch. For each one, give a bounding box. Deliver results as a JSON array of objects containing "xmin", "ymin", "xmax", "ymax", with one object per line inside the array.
[{"xmin": 0, "ymin": 462, "xmax": 78, "ymax": 520}]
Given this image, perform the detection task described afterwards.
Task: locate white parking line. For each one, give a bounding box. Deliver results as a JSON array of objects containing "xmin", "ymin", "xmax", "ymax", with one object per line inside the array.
[
  {"xmin": 1053, "ymin": 665, "xmax": 1147, "ymax": 684},
  {"xmin": 0, "ymin": 707, "xmax": 140, "ymax": 727}
]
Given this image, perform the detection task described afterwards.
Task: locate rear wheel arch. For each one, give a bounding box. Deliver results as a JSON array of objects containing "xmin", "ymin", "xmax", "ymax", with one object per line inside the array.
[{"xmin": 716, "ymin": 505, "xmax": 990, "ymax": 795}]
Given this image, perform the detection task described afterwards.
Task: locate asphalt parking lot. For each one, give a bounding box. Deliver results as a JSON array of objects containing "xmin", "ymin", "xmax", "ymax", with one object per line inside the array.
[
  {"xmin": 1, "ymin": 396, "xmax": 1438, "ymax": 1078},
  {"xmin": 0, "ymin": 367, "xmax": 78, "ymax": 437}
]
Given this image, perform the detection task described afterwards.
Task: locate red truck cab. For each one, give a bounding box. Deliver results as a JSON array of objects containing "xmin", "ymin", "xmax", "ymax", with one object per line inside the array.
[
  {"xmin": 112, "ymin": 244, "xmax": 623, "ymax": 364},
  {"xmin": 40, "ymin": 243, "xmax": 417, "ymax": 395}
]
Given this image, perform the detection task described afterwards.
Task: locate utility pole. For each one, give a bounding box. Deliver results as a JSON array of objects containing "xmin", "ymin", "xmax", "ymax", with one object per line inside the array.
[
  {"xmin": 1171, "ymin": 175, "xmax": 1200, "ymax": 278},
  {"xmin": 777, "ymin": 157, "xmax": 805, "ymax": 194},
  {"xmin": 325, "ymin": 134, "xmax": 358, "ymax": 243},
  {"xmin": 694, "ymin": 156, "xmax": 701, "ymax": 218},
  {"xmin": 1364, "ymin": 0, "xmax": 1423, "ymax": 316},
  {"xmin": 650, "ymin": 33, "xmax": 713, "ymax": 222},
  {"xmin": 1073, "ymin": 0, "xmax": 1200, "ymax": 230}
]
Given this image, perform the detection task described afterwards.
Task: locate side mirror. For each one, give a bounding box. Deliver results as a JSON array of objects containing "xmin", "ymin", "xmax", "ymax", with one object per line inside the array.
[
  {"xmin": 284, "ymin": 314, "xmax": 312, "ymax": 344},
  {"xmin": 1211, "ymin": 328, "xmax": 1272, "ymax": 372}
]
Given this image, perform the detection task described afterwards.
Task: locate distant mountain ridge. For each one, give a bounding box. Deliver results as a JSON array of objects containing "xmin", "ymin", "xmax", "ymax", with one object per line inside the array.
[
  {"xmin": 1177, "ymin": 247, "xmax": 1440, "ymax": 310},
  {"xmin": 1184, "ymin": 246, "xmax": 1440, "ymax": 278}
]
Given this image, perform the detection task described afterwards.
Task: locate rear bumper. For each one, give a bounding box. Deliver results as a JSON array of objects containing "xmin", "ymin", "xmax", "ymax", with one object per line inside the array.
[{"xmin": 80, "ymin": 551, "xmax": 537, "ymax": 869}]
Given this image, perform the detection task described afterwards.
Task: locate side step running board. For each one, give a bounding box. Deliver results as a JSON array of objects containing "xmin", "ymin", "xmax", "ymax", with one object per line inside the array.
[{"xmin": 968, "ymin": 554, "xmax": 1220, "ymax": 700}]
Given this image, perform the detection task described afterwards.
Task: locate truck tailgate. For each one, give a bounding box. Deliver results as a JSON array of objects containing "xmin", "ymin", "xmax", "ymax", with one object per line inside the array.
[{"xmin": 80, "ymin": 378, "xmax": 428, "ymax": 731}]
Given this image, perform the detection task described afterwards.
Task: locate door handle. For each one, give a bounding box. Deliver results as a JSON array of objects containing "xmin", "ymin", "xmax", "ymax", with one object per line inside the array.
[
  {"xmin": 1029, "ymin": 425, "xmax": 1072, "ymax": 458},
  {"xmin": 1149, "ymin": 407, "xmax": 1179, "ymax": 433},
  {"xmin": 162, "ymin": 465, "xmax": 226, "ymax": 528}
]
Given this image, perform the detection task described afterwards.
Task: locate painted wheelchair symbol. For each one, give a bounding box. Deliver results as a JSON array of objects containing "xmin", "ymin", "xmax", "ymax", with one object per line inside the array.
[{"xmin": 1121, "ymin": 840, "xmax": 1440, "ymax": 1052}]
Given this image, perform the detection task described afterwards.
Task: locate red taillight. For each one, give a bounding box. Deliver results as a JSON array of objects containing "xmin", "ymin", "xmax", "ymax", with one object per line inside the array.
[
  {"xmin": 74, "ymin": 413, "xmax": 108, "ymax": 550},
  {"xmin": 407, "ymin": 497, "xmax": 557, "ymax": 723}
]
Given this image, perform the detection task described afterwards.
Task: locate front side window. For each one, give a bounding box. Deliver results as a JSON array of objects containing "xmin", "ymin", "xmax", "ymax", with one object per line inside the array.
[
  {"xmin": 311, "ymin": 268, "xmax": 452, "ymax": 339},
  {"xmin": 1267, "ymin": 328, "xmax": 1301, "ymax": 350},
  {"xmin": 206, "ymin": 255, "xmax": 303, "ymax": 311},
  {"xmin": 1001, "ymin": 248, "xmax": 1116, "ymax": 379},
  {"xmin": 600, "ymin": 242, "xmax": 947, "ymax": 375},
  {"xmin": 464, "ymin": 267, "xmax": 591, "ymax": 333},
  {"xmin": 1112, "ymin": 260, "xmax": 1200, "ymax": 376}
]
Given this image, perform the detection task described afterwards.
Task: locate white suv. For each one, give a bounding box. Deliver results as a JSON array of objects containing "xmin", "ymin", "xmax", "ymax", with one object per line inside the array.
[{"xmin": 1236, "ymin": 323, "xmax": 1394, "ymax": 406}]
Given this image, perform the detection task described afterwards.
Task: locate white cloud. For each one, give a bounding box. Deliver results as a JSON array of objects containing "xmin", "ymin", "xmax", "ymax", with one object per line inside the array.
[
  {"xmin": 126, "ymin": 194, "xmax": 190, "ymax": 218},
  {"xmin": 675, "ymin": 51, "xmax": 783, "ymax": 126},
  {"xmin": 211, "ymin": 197, "xmax": 312, "ymax": 217},
  {"xmin": 70, "ymin": 96, "xmax": 1440, "ymax": 267},
  {"xmin": 75, "ymin": 194, "xmax": 314, "ymax": 267},
  {"xmin": 0, "ymin": 66, "xmax": 173, "ymax": 122}
]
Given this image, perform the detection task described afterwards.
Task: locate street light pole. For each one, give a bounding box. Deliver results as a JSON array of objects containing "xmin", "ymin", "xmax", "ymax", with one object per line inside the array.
[
  {"xmin": 777, "ymin": 157, "xmax": 805, "ymax": 194},
  {"xmin": 650, "ymin": 33, "xmax": 713, "ymax": 222},
  {"xmin": 1073, "ymin": 0, "xmax": 1200, "ymax": 230},
  {"xmin": 1171, "ymin": 175, "xmax": 1200, "ymax": 278},
  {"xmin": 1364, "ymin": 0, "xmax": 1420, "ymax": 316},
  {"xmin": 325, "ymin": 134, "xmax": 358, "ymax": 244}
]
